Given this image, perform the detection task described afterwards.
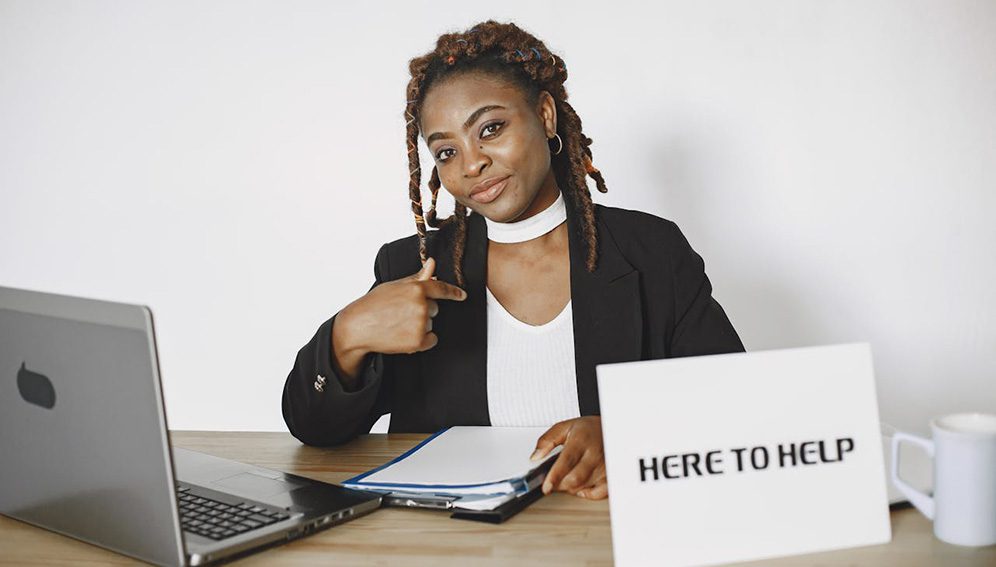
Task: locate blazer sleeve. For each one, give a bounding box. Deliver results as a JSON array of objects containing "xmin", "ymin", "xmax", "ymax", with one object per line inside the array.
[
  {"xmin": 666, "ymin": 221, "xmax": 746, "ymax": 357},
  {"xmin": 281, "ymin": 243, "xmax": 394, "ymax": 447}
]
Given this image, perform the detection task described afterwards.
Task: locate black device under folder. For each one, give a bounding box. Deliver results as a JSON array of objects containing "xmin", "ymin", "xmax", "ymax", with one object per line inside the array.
[{"xmin": 449, "ymin": 485, "xmax": 546, "ymax": 523}]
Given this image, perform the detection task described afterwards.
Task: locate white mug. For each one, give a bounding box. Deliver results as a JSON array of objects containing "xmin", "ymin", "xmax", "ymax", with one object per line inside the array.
[{"xmin": 890, "ymin": 412, "xmax": 996, "ymax": 547}]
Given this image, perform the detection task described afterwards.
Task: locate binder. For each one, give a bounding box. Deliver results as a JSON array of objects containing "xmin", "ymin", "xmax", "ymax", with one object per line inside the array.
[{"xmin": 342, "ymin": 426, "xmax": 560, "ymax": 523}]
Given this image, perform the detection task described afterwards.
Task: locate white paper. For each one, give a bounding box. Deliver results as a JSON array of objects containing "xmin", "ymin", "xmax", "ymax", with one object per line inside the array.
[
  {"xmin": 346, "ymin": 426, "xmax": 559, "ymax": 492},
  {"xmin": 598, "ymin": 343, "xmax": 892, "ymax": 567},
  {"xmin": 452, "ymin": 493, "xmax": 517, "ymax": 511}
]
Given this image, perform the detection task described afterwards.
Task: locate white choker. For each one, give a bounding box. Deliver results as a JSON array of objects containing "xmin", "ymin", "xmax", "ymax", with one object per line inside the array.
[{"xmin": 485, "ymin": 192, "xmax": 567, "ymax": 243}]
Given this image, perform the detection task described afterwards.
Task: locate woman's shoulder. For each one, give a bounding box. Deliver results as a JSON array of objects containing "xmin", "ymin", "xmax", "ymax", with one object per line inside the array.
[
  {"xmin": 593, "ymin": 203, "xmax": 706, "ymax": 277},
  {"xmin": 372, "ymin": 220, "xmax": 458, "ymax": 280},
  {"xmin": 594, "ymin": 203, "xmax": 683, "ymax": 247}
]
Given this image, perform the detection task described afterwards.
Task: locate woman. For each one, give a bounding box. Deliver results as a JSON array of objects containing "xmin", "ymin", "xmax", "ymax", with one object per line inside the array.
[{"xmin": 282, "ymin": 20, "xmax": 744, "ymax": 500}]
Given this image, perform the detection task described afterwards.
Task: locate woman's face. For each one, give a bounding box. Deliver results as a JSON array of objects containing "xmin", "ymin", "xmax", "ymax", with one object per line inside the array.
[{"xmin": 420, "ymin": 72, "xmax": 559, "ymax": 223}]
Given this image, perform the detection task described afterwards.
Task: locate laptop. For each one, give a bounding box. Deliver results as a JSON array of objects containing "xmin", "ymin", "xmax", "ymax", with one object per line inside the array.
[{"xmin": 0, "ymin": 285, "xmax": 382, "ymax": 566}]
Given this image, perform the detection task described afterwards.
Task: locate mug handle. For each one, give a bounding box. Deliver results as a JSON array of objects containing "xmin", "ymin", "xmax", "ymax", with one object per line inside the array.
[{"xmin": 890, "ymin": 431, "xmax": 935, "ymax": 519}]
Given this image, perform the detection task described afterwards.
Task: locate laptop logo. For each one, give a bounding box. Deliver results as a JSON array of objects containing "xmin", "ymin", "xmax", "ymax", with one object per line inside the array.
[{"xmin": 17, "ymin": 362, "xmax": 56, "ymax": 409}]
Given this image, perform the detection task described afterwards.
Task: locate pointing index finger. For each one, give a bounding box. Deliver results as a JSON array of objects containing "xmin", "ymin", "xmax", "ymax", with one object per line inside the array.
[
  {"xmin": 421, "ymin": 280, "xmax": 467, "ymax": 301},
  {"xmin": 409, "ymin": 257, "xmax": 435, "ymax": 282}
]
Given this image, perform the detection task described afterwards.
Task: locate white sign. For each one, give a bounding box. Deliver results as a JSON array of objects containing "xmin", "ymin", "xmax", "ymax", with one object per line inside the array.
[{"xmin": 597, "ymin": 343, "xmax": 891, "ymax": 567}]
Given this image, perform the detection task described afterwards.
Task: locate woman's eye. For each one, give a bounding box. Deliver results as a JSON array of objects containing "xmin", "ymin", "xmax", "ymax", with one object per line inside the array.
[
  {"xmin": 436, "ymin": 148, "xmax": 455, "ymax": 162},
  {"xmin": 481, "ymin": 121, "xmax": 504, "ymax": 138}
]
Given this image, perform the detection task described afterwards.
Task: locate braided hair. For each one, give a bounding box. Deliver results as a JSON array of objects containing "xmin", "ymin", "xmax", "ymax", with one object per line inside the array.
[{"xmin": 405, "ymin": 20, "xmax": 609, "ymax": 287}]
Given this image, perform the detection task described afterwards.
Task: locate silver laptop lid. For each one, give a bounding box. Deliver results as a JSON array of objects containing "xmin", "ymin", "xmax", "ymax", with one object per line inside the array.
[{"xmin": 0, "ymin": 285, "xmax": 185, "ymax": 567}]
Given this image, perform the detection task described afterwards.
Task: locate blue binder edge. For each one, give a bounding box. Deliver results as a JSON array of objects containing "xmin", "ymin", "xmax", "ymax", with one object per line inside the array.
[
  {"xmin": 342, "ymin": 426, "xmax": 450, "ymax": 486},
  {"xmin": 341, "ymin": 426, "xmax": 535, "ymax": 492}
]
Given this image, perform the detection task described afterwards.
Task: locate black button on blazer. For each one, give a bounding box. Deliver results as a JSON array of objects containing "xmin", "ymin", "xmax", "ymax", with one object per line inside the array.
[{"xmin": 283, "ymin": 199, "xmax": 745, "ymax": 446}]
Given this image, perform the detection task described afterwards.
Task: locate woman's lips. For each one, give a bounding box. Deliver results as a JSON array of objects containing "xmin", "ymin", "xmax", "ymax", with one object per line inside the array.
[{"xmin": 470, "ymin": 177, "xmax": 509, "ymax": 204}]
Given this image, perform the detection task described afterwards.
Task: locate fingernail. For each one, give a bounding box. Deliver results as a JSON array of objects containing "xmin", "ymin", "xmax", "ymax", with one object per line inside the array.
[
  {"xmin": 542, "ymin": 481, "xmax": 551, "ymax": 494},
  {"xmin": 577, "ymin": 490, "xmax": 587, "ymax": 498},
  {"xmin": 461, "ymin": 290, "xmax": 468, "ymax": 299},
  {"xmin": 529, "ymin": 449, "xmax": 543, "ymax": 461}
]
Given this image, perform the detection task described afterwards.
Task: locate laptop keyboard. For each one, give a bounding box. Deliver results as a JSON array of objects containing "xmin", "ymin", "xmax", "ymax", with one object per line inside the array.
[{"xmin": 176, "ymin": 485, "xmax": 292, "ymax": 541}]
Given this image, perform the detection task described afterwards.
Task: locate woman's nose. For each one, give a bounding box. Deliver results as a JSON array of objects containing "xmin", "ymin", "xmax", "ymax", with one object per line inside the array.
[{"xmin": 462, "ymin": 144, "xmax": 490, "ymax": 178}]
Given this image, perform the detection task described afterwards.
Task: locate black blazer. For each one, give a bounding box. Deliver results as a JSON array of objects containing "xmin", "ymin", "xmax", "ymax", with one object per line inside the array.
[{"xmin": 282, "ymin": 200, "xmax": 744, "ymax": 446}]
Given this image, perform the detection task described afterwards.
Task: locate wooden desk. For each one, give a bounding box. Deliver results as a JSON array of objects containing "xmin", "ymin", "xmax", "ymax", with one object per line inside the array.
[{"xmin": 1, "ymin": 431, "xmax": 993, "ymax": 566}]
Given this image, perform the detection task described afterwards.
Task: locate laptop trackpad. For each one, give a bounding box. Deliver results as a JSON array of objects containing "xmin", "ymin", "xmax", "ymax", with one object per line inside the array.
[{"xmin": 212, "ymin": 472, "xmax": 304, "ymax": 498}]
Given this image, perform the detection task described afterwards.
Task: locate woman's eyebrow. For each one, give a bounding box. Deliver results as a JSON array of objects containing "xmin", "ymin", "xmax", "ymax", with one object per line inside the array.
[{"xmin": 426, "ymin": 105, "xmax": 505, "ymax": 144}]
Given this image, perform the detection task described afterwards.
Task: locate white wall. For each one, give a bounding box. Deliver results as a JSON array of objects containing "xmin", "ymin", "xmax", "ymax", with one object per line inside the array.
[{"xmin": 2, "ymin": 1, "xmax": 994, "ymax": 434}]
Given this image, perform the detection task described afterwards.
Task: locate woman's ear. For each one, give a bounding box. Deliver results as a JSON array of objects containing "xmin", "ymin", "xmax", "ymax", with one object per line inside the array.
[{"xmin": 537, "ymin": 90, "xmax": 558, "ymax": 138}]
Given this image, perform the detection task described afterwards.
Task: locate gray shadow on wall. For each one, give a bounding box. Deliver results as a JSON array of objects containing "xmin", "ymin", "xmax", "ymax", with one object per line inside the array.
[
  {"xmin": 643, "ymin": 128, "xmax": 832, "ymax": 353},
  {"xmin": 645, "ymin": 128, "xmax": 933, "ymax": 437}
]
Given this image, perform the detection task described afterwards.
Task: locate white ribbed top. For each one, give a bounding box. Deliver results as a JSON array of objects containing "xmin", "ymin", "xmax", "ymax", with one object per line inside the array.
[{"xmin": 485, "ymin": 287, "xmax": 581, "ymax": 427}]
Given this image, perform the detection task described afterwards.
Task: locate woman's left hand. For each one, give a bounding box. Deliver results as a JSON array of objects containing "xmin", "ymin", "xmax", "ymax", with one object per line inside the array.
[{"xmin": 530, "ymin": 416, "xmax": 608, "ymax": 500}]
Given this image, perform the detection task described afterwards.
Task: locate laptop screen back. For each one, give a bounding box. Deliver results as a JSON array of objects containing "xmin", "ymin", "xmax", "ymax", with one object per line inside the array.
[{"xmin": 0, "ymin": 286, "xmax": 185, "ymax": 567}]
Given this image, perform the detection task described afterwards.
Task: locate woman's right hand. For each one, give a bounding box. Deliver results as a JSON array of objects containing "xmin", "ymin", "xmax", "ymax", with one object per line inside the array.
[{"xmin": 331, "ymin": 257, "xmax": 467, "ymax": 382}]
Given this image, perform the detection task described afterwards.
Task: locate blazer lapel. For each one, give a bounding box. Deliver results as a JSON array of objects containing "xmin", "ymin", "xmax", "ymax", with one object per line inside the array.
[
  {"xmin": 420, "ymin": 212, "xmax": 490, "ymax": 426},
  {"xmin": 565, "ymin": 199, "xmax": 643, "ymax": 415}
]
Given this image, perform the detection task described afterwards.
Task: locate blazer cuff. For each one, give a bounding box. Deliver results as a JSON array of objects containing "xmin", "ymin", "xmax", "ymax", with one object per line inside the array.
[{"xmin": 282, "ymin": 314, "xmax": 385, "ymax": 446}]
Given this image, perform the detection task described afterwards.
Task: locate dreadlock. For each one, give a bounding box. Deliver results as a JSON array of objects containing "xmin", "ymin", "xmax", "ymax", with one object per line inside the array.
[{"xmin": 404, "ymin": 20, "xmax": 609, "ymax": 287}]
